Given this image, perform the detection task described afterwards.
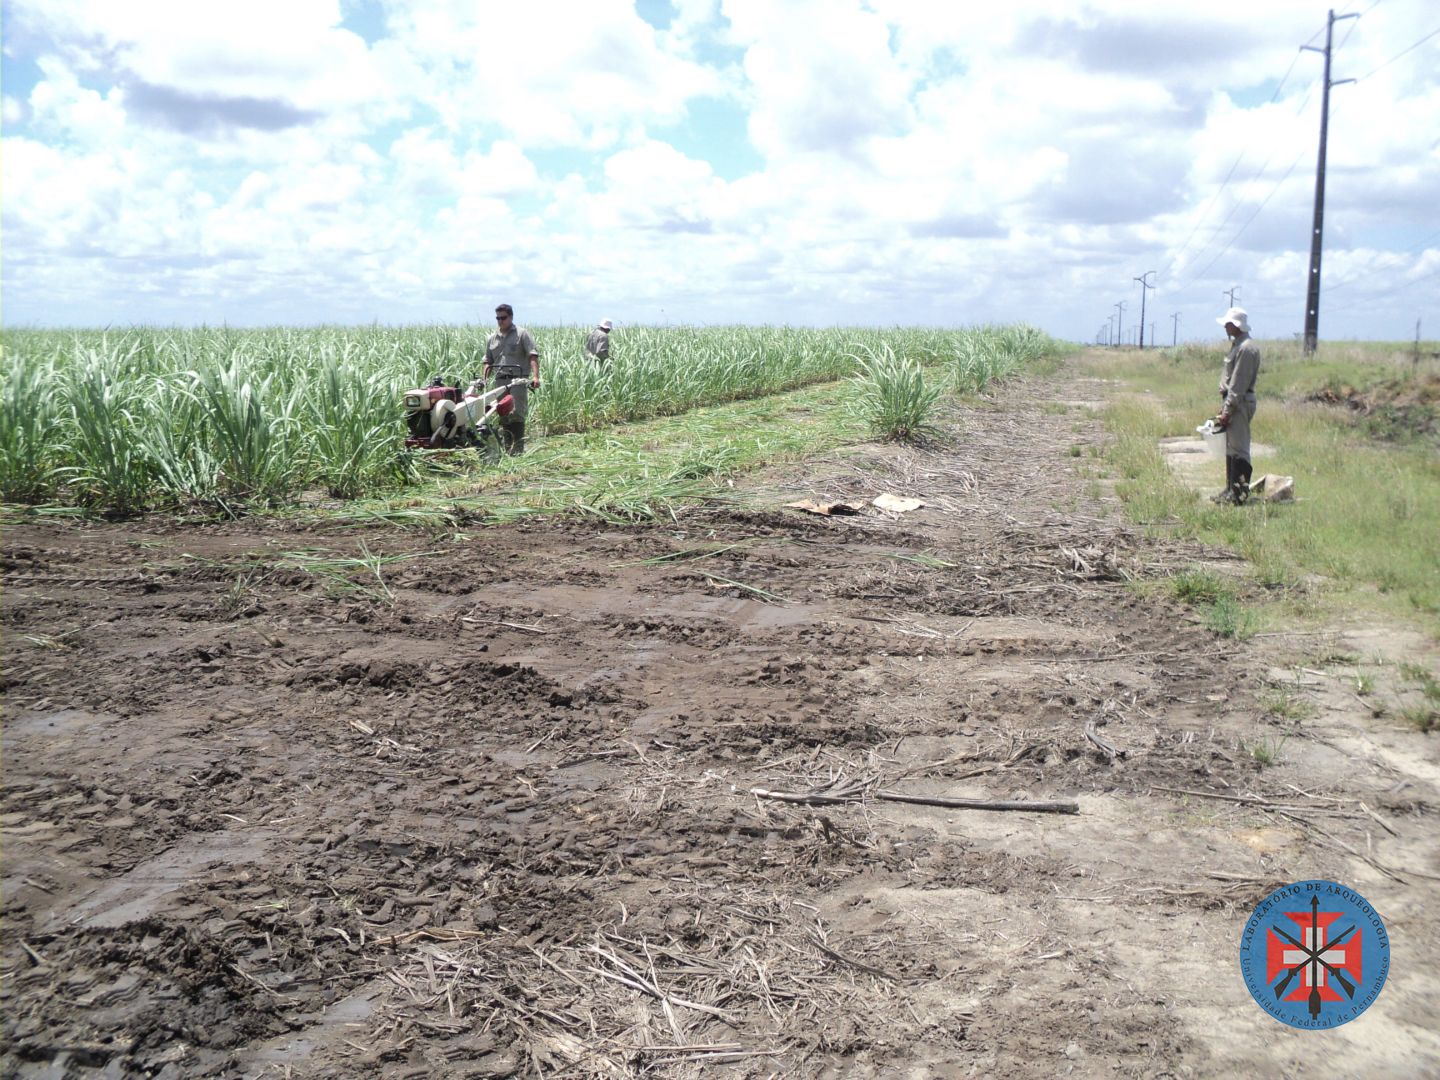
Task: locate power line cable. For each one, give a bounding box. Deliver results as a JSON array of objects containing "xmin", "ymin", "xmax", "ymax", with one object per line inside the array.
[
  {"xmin": 1169, "ymin": 84, "xmax": 1318, "ymax": 292},
  {"xmin": 1317, "ymin": 261, "xmax": 1440, "ymax": 317},
  {"xmin": 1158, "ymin": 158, "xmax": 1245, "ymax": 281},
  {"xmin": 1334, "ymin": 7, "xmax": 1367, "ymax": 52},
  {"xmin": 1309, "ymin": 12, "xmax": 1439, "ymax": 298},
  {"xmin": 1155, "ymin": 21, "xmax": 1329, "ymax": 281},
  {"xmin": 1335, "ymin": 0, "xmax": 1383, "ymax": 25},
  {"xmin": 1356, "ymin": 25, "xmax": 1440, "ymax": 80},
  {"xmin": 1322, "ymin": 228, "xmax": 1440, "ymax": 294},
  {"xmin": 1182, "ymin": 148, "xmax": 1310, "ymax": 287},
  {"xmin": 1173, "ymin": 11, "xmax": 1379, "ymax": 299}
]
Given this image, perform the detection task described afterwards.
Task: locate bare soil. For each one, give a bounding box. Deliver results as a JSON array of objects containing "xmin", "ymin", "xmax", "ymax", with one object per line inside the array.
[{"xmin": 4, "ymin": 365, "xmax": 1438, "ymax": 1079}]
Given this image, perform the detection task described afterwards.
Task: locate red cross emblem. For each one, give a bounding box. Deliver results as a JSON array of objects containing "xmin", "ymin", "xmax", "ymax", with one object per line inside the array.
[{"xmin": 1264, "ymin": 895, "xmax": 1364, "ymax": 1015}]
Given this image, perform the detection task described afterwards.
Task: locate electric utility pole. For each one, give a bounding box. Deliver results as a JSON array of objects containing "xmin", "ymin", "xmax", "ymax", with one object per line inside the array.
[
  {"xmin": 1224, "ymin": 286, "xmax": 1241, "ymax": 308},
  {"xmin": 1134, "ymin": 270, "xmax": 1156, "ymax": 348},
  {"xmin": 1301, "ymin": 9, "xmax": 1358, "ymax": 355},
  {"xmin": 1115, "ymin": 301, "xmax": 1126, "ymax": 348},
  {"xmin": 1171, "ymin": 312, "xmax": 1181, "ymax": 347},
  {"xmin": 1107, "ymin": 314, "xmax": 1117, "ymax": 346}
]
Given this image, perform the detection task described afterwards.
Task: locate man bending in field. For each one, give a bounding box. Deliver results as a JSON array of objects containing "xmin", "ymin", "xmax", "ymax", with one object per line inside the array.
[
  {"xmin": 1211, "ymin": 307, "xmax": 1260, "ymax": 505},
  {"xmin": 585, "ymin": 318, "xmax": 612, "ymax": 365},
  {"xmin": 482, "ymin": 303, "xmax": 540, "ymax": 455}
]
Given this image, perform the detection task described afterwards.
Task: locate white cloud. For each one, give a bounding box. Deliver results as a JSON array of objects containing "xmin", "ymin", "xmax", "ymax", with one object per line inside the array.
[
  {"xmin": 460, "ymin": 141, "xmax": 540, "ymax": 199},
  {"xmin": 26, "ymin": 57, "xmax": 129, "ymax": 147},
  {"xmin": 724, "ymin": 0, "xmax": 914, "ymax": 160},
  {"xmin": 381, "ymin": 0, "xmax": 725, "ymax": 148},
  {"xmin": 3, "ymin": 95, "xmax": 29, "ymax": 125},
  {"xmin": 0, "ymin": 0, "xmax": 1435, "ymax": 337},
  {"xmin": 2, "ymin": 137, "xmax": 124, "ymax": 248},
  {"xmin": 389, "ymin": 128, "xmax": 463, "ymax": 197},
  {"xmin": 8, "ymin": 0, "xmax": 382, "ymax": 111}
]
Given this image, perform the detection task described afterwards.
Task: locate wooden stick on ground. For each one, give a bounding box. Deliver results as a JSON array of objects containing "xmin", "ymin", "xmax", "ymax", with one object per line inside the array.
[
  {"xmin": 749, "ymin": 786, "xmax": 1079, "ymax": 815},
  {"xmin": 746, "ymin": 787, "xmax": 839, "ymax": 806},
  {"xmin": 874, "ymin": 790, "xmax": 1079, "ymax": 815},
  {"xmin": 1084, "ymin": 720, "xmax": 1124, "ymax": 762}
]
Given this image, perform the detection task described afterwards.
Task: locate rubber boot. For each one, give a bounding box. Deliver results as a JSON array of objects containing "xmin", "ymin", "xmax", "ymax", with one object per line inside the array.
[
  {"xmin": 506, "ymin": 421, "xmax": 525, "ymax": 456},
  {"xmin": 1211, "ymin": 456, "xmax": 1237, "ymax": 504},
  {"xmin": 1232, "ymin": 457, "xmax": 1252, "ymax": 505}
]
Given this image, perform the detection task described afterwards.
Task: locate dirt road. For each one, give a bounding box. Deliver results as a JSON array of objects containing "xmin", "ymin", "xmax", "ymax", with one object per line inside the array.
[{"xmin": 4, "ymin": 365, "xmax": 1437, "ymax": 1078}]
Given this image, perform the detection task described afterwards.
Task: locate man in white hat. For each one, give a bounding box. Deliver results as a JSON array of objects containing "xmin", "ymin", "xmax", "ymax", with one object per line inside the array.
[
  {"xmin": 585, "ymin": 319, "xmax": 612, "ymax": 365},
  {"xmin": 1212, "ymin": 307, "xmax": 1261, "ymax": 504}
]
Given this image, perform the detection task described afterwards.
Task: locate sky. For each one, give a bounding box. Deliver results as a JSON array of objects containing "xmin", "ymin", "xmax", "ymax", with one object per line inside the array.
[{"xmin": 1, "ymin": 0, "xmax": 1436, "ymax": 343}]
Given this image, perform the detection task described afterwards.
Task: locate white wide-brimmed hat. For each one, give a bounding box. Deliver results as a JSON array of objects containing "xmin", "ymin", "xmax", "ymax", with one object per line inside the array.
[
  {"xmin": 599, "ymin": 318, "xmax": 613, "ymax": 330},
  {"xmin": 1216, "ymin": 307, "xmax": 1250, "ymax": 334}
]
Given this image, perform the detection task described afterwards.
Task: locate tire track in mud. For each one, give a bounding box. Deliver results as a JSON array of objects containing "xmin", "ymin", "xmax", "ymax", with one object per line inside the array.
[{"xmin": 4, "ymin": 370, "xmax": 1435, "ymax": 1078}]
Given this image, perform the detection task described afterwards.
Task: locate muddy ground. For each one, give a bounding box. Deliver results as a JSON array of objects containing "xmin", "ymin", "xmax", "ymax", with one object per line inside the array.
[{"xmin": 4, "ymin": 362, "xmax": 1438, "ymax": 1079}]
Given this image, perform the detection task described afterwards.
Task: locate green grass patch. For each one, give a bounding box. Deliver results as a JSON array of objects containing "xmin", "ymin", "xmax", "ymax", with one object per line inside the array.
[
  {"xmin": 1399, "ymin": 704, "xmax": 1440, "ymax": 733},
  {"xmin": 1203, "ymin": 594, "xmax": 1260, "ymax": 640},
  {"xmin": 1374, "ymin": 662, "xmax": 1440, "ymax": 732},
  {"xmin": 1243, "ymin": 733, "xmax": 1289, "ymax": 768},
  {"xmin": 290, "ymin": 379, "xmax": 870, "ymax": 527},
  {"xmin": 1086, "ymin": 343, "xmax": 1440, "ymax": 635},
  {"xmin": 1258, "ymin": 686, "xmax": 1316, "ymax": 722},
  {"xmin": 1167, "ymin": 568, "xmax": 1228, "ymax": 605}
]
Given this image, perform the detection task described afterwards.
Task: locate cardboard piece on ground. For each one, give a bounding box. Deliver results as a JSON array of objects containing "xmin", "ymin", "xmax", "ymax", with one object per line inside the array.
[
  {"xmin": 1249, "ymin": 475, "xmax": 1294, "ymax": 503},
  {"xmin": 873, "ymin": 493, "xmax": 926, "ymax": 513},
  {"xmin": 786, "ymin": 499, "xmax": 865, "ymax": 516}
]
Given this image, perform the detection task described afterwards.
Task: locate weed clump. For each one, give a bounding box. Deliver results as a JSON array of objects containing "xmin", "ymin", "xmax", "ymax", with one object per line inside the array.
[{"xmin": 847, "ymin": 345, "xmax": 939, "ymax": 442}]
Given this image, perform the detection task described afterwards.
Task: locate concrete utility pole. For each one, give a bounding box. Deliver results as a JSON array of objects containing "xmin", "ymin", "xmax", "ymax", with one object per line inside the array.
[
  {"xmin": 1301, "ymin": 9, "xmax": 1358, "ymax": 355},
  {"xmin": 1224, "ymin": 286, "xmax": 1241, "ymax": 308},
  {"xmin": 1107, "ymin": 313, "xmax": 1117, "ymax": 346},
  {"xmin": 1150, "ymin": 322, "xmax": 1155, "ymax": 348},
  {"xmin": 1114, "ymin": 301, "xmax": 1126, "ymax": 348},
  {"xmin": 1171, "ymin": 312, "xmax": 1181, "ymax": 347},
  {"xmin": 1134, "ymin": 270, "xmax": 1156, "ymax": 348}
]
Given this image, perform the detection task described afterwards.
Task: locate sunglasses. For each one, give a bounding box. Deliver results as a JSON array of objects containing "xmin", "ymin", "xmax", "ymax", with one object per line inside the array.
[{"xmin": 495, "ymin": 313, "xmax": 511, "ymax": 321}]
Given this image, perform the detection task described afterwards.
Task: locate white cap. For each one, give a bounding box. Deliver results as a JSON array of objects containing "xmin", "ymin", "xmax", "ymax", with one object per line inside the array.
[
  {"xmin": 599, "ymin": 319, "xmax": 613, "ymax": 330},
  {"xmin": 1217, "ymin": 307, "xmax": 1250, "ymax": 334}
]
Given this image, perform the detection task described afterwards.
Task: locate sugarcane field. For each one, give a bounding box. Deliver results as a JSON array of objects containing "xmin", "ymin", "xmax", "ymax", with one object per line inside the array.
[
  {"xmin": 3, "ymin": 321, "xmax": 1438, "ymax": 1078},
  {"xmin": 5, "ymin": 3, "xmax": 1440, "ymax": 1079}
]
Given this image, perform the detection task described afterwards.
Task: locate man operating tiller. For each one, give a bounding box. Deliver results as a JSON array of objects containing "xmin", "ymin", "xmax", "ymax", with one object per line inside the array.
[{"xmin": 482, "ymin": 303, "xmax": 541, "ymax": 455}]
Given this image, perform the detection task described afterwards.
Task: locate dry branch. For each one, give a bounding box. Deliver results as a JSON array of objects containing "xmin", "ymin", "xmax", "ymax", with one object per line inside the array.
[
  {"xmin": 749, "ymin": 785, "xmax": 1079, "ymax": 815},
  {"xmin": 874, "ymin": 790, "xmax": 1079, "ymax": 814},
  {"xmin": 1084, "ymin": 720, "xmax": 1124, "ymax": 762}
]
